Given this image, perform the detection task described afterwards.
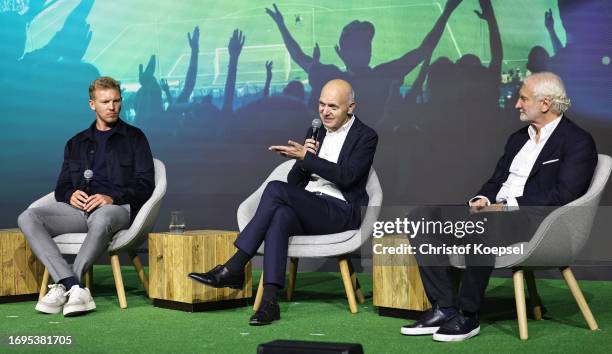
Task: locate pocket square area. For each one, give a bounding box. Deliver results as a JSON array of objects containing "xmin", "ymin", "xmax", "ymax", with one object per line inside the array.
[{"xmin": 542, "ymin": 159, "xmax": 560, "ymax": 165}]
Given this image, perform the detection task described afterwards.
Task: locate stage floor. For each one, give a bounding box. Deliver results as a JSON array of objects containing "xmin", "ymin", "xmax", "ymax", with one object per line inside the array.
[{"xmin": 1, "ymin": 265, "xmax": 610, "ymax": 353}]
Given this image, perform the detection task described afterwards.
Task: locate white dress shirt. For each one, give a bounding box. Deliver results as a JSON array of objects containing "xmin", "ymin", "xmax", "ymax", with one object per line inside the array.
[
  {"xmin": 471, "ymin": 115, "xmax": 563, "ymax": 207},
  {"xmin": 305, "ymin": 116, "xmax": 355, "ymax": 201}
]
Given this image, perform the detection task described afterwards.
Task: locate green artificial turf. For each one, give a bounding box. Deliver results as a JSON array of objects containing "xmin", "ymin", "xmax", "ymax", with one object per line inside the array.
[{"xmin": 1, "ymin": 265, "xmax": 611, "ymax": 353}]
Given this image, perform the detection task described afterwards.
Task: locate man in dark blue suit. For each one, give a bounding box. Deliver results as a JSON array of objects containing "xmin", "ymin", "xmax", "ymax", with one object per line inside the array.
[
  {"xmin": 189, "ymin": 79, "xmax": 378, "ymax": 325},
  {"xmin": 402, "ymin": 72, "xmax": 597, "ymax": 341}
]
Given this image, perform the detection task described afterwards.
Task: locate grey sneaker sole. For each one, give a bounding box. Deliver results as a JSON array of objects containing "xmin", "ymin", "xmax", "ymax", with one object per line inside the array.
[
  {"xmin": 432, "ymin": 326, "xmax": 480, "ymax": 342},
  {"xmin": 35, "ymin": 302, "xmax": 63, "ymax": 314},
  {"xmin": 63, "ymin": 302, "xmax": 96, "ymax": 317},
  {"xmin": 401, "ymin": 326, "xmax": 440, "ymax": 335}
]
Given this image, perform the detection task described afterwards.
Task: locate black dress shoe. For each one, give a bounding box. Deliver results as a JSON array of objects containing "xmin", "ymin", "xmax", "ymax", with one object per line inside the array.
[
  {"xmin": 432, "ymin": 312, "xmax": 480, "ymax": 342},
  {"xmin": 188, "ymin": 265, "xmax": 245, "ymax": 289},
  {"xmin": 249, "ymin": 299, "xmax": 280, "ymax": 326},
  {"xmin": 401, "ymin": 305, "xmax": 457, "ymax": 335}
]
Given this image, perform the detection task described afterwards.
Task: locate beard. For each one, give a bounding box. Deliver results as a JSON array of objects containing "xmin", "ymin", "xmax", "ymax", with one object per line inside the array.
[{"xmin": 519, "ymin": 112, "xmax": 532, "ymax": 122}]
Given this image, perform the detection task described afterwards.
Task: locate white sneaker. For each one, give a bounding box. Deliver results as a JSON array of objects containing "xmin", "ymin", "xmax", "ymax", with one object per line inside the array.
[
  {"xmin": 63, "ymin": 285, "xmax": 96, "ymax": 316},
  {"xmin": 35, "ymin": 284, "xmax": 67, "ymax": 314}
]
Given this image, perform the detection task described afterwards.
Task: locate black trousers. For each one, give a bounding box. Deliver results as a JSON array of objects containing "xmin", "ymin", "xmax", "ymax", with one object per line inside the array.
[
  {"xmin": 234, "ymin": 181, "xmax": 360, "ymax": 288},
  {"xmin": 409, "ymin": 205, "xmax": 546, "ymax": 313}
]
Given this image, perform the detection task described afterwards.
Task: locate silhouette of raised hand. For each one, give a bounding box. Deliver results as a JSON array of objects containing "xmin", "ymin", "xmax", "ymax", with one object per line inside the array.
[
  {"xmin": 139, "ymin": 55, "xmax": 157, "ymax": 86},
  {"xmin": 473, "ymin": 0, "xmax": 502, "ymax": 73},
  {"xmin": 544, "ymin": 9, "xmax": 554, "ymax": 31},
  {"xmin": 265, "ymin": 3, "xmax": 285, "ymax": 26},
  {"xmin": 188, "ymin": 26, "xmax": 200, "ymax": 52},
  {"xmin": 228, "ymin": 29, "xmax": 245, "ymax": 59},
  {"xmin": 160, "ymin": 78, "xmax": 175, "ymax": 106},
  {"xmin": 263, "ymin": 61, "xmax": 273, "ymax": 97},
  {"xmin": 333, "ymin": 44, "xmax": 344, "ymax": 64},
  {"xmin": 474, "ymin": 0, "xmax": 493, "ymax": 20},
  {"xmin": 376, "ymin": 0, "xmax": 462, "ymax": 79},
  {"xmin": 544, "ymin": 8, "xmax": 562, "ymax": 54},
  {"xmin": 312, "ymin": 43, "xmax": 321, "ymax": 64},
  {"xmin": 176, "ymin": 26, "xmax": 200, "ymax": 104},
  {"xmin": 265, "ymin": 3, "xmax": 313, "ymax": 72},
  {"xmin": 223, "ymin": 29, "xmax": 245, "ymax": 113}
]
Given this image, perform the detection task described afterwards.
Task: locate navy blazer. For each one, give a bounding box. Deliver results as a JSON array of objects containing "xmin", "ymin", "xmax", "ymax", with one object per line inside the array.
[
  {"xmin": 287, "ymin": 116, "xmax": 378, "ymax": 207},
  {"xmin": 476, "ymin": 116, "xmax": 597, "ymax": 206}
]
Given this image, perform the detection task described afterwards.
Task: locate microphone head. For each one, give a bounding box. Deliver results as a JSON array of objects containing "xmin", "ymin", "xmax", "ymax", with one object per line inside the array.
[
  {"xmin": 83, "ymin": 169, "xmax": 94, "ymax": 180},
  {"xmin": 311, "ymin": 118, "xmax": 322, "ymax": 129}
]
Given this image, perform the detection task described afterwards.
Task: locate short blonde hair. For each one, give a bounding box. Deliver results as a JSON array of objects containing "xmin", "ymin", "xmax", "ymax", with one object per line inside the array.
[{"xmin": 89, "ymin": 77, "xmax": 121, "ymax": 100}]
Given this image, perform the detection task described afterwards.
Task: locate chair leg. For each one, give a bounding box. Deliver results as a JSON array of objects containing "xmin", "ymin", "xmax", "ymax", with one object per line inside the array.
[
  {"xmin": 84, "ymin": 268, "xmax": 93, "ymax": 292},
  {"xmin": 287, "ymin": 258, "xmax": 298, "ymax": 301},
  {"xmin": 339, "ymin": 257, "xmax": 358, "ymax": 314},
  {"xmin": 347, "ymin": 259, "xmax": 365, "ymax": 304},
  {"xmin": 129, "ymin": 251, "xmax": 149, "ymax": 296},
  {"xmin": 351, "ymin": 273, "xmax": 366, "ymax": 304},
  {"xmin": 253, "ymin": 272, "xmax": 264, "ymax": 312},
  {"xmin": 512, "ymin": 268, "xmax": 529, "ymax": 340},
  {"xmin": 524, "ymin": 270, "xmax": 542, "ymax": 320},
  {"xmin": 560, "ymin": 267, "xmax": 599, "ymax": 330},
  {"xmin": 110, "ymin": 253, "xmax": 128, "ymax": 309},
  {"xmin": 38, "ymin": 268, "xmax": 49, "ymax": 301}
]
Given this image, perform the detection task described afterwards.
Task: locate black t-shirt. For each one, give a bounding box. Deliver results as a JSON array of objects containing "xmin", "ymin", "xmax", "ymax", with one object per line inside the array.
[{"xmin": 90, "ymin": 128, "xmax": 118, "ymax": 197}]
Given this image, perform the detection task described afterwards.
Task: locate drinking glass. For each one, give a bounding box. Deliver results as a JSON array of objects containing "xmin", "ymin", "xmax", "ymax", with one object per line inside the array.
[{"xmin": 169, "ymin": 211, "xmax": 186, "ymax": 233}]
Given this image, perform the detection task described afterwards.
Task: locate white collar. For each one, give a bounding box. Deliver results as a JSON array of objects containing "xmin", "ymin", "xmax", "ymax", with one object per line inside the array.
[
  {"xmin": 528, "ymin": 115, "xmax": 562, "ymax": 142},
  {"xmin": 325, "ymin": 115, "xmax": 355, "ymax": 134}
]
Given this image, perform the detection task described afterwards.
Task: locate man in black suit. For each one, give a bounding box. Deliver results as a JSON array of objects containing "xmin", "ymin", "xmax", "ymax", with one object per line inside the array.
[
  {"xmin": 402, "ymin": 72, "xmax": 597, "ymax": 341},
  {"xmin": 189, "ymin": 79, "xmax": 378, "ymax": 325}
]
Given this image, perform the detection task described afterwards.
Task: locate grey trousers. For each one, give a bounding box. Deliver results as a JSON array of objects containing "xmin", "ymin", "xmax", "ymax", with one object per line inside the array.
[{"xmin": 17, "ymin": 202, "xmax": 130, "ymax": 283}]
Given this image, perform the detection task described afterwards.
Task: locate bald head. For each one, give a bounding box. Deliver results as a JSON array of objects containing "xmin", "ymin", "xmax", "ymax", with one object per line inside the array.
[
  {"xmin": 321, "ymin": 79, "xmax": 355, "ymax": 105},
  {"xmin": 319, "ymin": 79, "xmax": 356, "ymax": 131}
]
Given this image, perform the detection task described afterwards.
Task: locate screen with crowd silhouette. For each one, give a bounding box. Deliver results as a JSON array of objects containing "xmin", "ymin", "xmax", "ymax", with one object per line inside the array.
[{"xmin": 1, "ymin": 0, "xmax": 610, "ymax": 230}]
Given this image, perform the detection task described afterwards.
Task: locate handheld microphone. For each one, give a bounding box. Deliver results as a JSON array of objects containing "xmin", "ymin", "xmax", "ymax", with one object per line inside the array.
[
  {"xmin": 83, "ymin": 169, "xmax": 94, "ymax": 216},
  {"xmin": 310, "ymin": 118, "xmax": 322, "ymax": 142},
  {"xmin": 83, "ymin": 169, "xmax": 93, "ymax": 194}
]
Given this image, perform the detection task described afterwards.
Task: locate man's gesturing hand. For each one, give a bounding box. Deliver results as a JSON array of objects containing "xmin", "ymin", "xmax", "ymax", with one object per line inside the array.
[
  {"xmin": 83, "ymin": 194, "xmax": 114, "ymax": 212},
  {"xmin": 269, "ymin": 140, "xmax": 311, "ymax": 160}
]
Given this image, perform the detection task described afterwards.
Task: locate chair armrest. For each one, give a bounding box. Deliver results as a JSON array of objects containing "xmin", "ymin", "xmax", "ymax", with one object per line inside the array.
[{"xmin": 28, "ymin": 192, "xmax": 56, "ymax": 209}]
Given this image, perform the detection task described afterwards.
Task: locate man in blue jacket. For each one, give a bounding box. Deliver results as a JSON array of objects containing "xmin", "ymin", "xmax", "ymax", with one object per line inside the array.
[
  {"xmin": 18, "ymin": 77, "xmax": 154, "ymax": 316},
  {"xmin": 189, "ymin": 79, "xmax": 378, "ymax": 325},
  {"xmin": 402, "ymin": 72, "xmax": 597, "ymax": 341}
]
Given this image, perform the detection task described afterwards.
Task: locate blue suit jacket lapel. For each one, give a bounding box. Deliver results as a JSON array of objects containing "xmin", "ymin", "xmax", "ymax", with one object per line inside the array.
[{"xmin": 337, "ymin": 118, "xmax": 361, "ymax": 164}]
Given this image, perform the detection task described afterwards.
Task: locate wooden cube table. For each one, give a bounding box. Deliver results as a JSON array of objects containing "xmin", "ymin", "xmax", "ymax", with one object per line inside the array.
[
  {"xmin": 1, "ymin": 229, "xmax": 45, "ymax": 303},
  {"xmin": 373, "ymin": 235, "xmax": 431, "ymax": 318},
  {"xmin": 149, "ymin": 230, "xmax": 252, "ymax": 312}
]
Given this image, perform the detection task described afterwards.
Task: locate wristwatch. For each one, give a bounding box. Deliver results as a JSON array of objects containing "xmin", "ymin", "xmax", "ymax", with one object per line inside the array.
[{"xmin": 499, "ymin": 198, "xmax": 509, "ymax": 211}]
